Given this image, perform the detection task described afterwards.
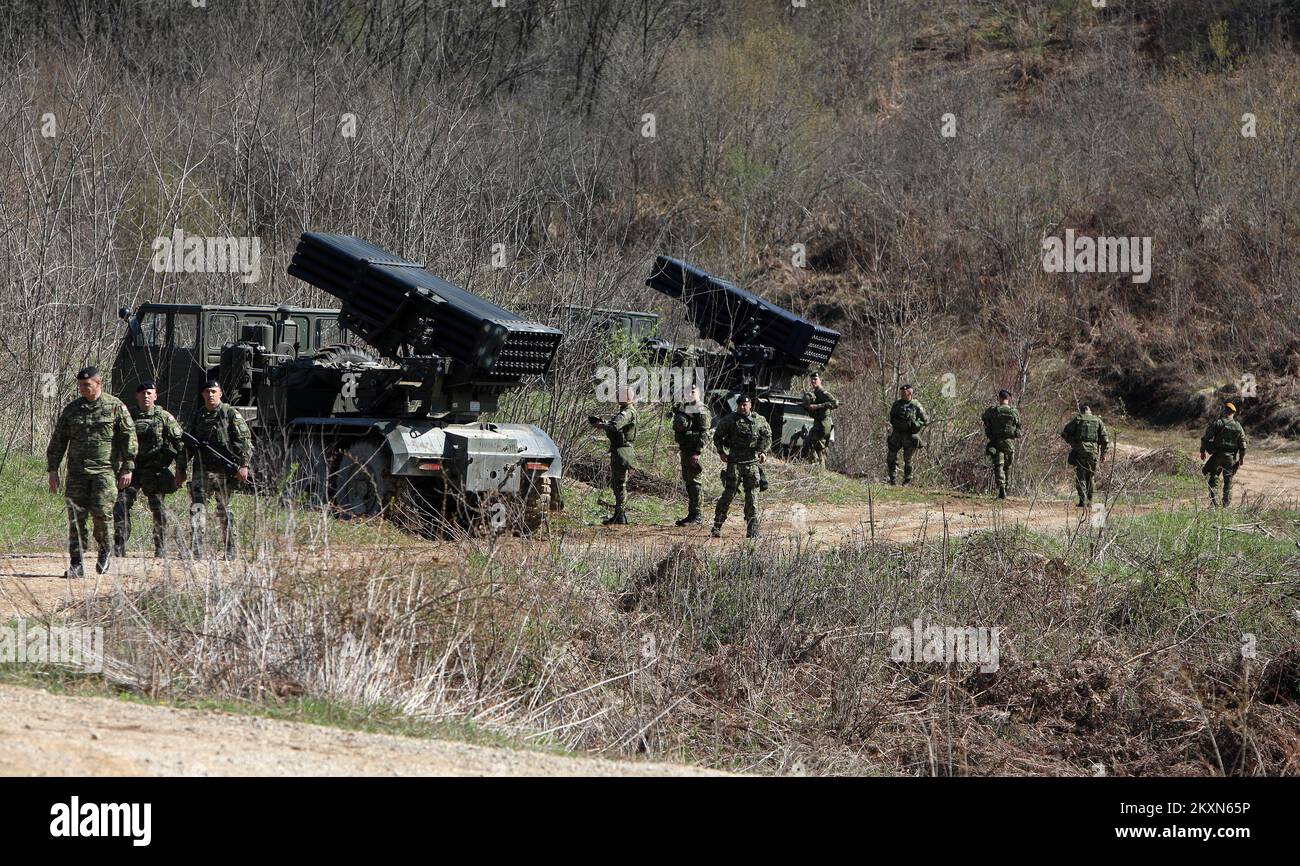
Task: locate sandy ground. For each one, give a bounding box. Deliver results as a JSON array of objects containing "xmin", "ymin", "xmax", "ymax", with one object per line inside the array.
[
  {"xmin": 0, "ymin": 684, "xmax": 722, "ymax": 776},
  {"xmin": 3, "ymin": 439, "xmax": 1295, "ymax": 776}
]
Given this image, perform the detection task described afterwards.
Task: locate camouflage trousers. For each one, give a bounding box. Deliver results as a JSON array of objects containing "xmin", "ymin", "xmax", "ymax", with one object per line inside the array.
[
  {"xmin": 113, "ymin": 484, "xmax": 170, "ymax": 554},
  {"xmin": 679, "ymin": 450, "xmax": 703, "ymax": 516},
  {"xmin": 190, "ymin": 470, "xmax": 236, "ymax": 555},
  {"xmin": 64, "ymin": 472, "xmax": 117, "ymax": 560},
  {"xmin": 1203, "ymin": 452, "xmax": 1239, "ymax": 505},
  {"xmin": 807, "ymin": 423, "xmax": 832, "ymax": 463},
  {"xmin": 609, "ymin": 447, "xmax": 634, "ymax": 512},
  {"xmin": 1069, "ymin": 446, "xmax": 1100, "ymax": 504},
  {"xmin": 714, "ymin": 461, "xmax": 762, "ymax": 534},
  {"xmin": 986, "ymin": 439, "xmax": 1015, "ymax": 493},
  {"xmin": 886, "ymin": 432, "xmax": 922, "ymax": 482}
]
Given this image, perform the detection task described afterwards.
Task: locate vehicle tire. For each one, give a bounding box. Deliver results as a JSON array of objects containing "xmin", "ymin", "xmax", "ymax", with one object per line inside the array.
[
  {"xmin": 521, "ymin": 475, "xmax": 552, "ymax": 536},
  {"xmin": 333, "ymin": 439, "xmax": 391, "ymax": 518}
]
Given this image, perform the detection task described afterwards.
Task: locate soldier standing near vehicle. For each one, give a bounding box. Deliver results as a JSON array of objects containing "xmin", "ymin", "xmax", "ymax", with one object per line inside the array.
[
  {"xmin": 801, "ymin": 372, "xmax": 839, "ymax": 465},
  {"xmin": 46, "ymin": 367, "xmax": 137, "ymax": 578},
  {"xmin": 186, "ymin": 380, "xmax": 252, "ymax": 558},
  {"xmin": 589, "ymin": 387, "xmax": 637, "ymax": 526},
  {"xmin": 1200, "ymin": 402, "xmax": 1247, "ymax": 507},
  {"xmin": 982, "ymin": 389, "xmax": 1021, "ymax": 499},
  {"xmin": 113, "ymin": 382, "xmax": 185, "ymax": 557},
  {"xmin": 1060, "ymin": 403, "xmax": 1110, "ymax": 508},
  {"xmin": 711, "ymin": 393, "xmax": 772, "ymax": 539},
  {"xmin": 886, "ymin": 384, "xmax": 929, "ymax": 485},
  {"xmin": 670, "ymin": 384, "xmax": 711, "ymax": 526}
]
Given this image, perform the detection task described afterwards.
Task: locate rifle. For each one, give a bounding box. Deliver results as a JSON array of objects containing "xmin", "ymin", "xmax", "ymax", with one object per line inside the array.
[{"xmin": 181, "ymin": 430, "xmax": 242, "ymax": 476}]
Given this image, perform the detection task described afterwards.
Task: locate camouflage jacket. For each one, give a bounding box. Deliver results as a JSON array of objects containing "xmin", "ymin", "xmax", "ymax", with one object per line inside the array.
[
  {"xmin": 596, "ymin": 404, "xmax": 637, "ymax": 453},
  {"xmin": 982, "ymin": 404, "xmax": 1021, "ymax": 442},
  {"xmin": 1061, "ymin": 412, "xmax": 1110, "ymax": 453},
  {"xmin": 670, "ymin": 402, "xmax": 711, "ymax": 453},
  {"xmin": 889, "ymin": 398, "xmax": 930, "ymax": 435},
  {"xmin": 714, "ymin": 411, "xmax": 772, "ymax": 465},
  {"xmin": 46, "ymin": 394, "xmax": 137, "ymax": 476},
  {"xmin": 1200, "ymin": 418, "xmax": 1246, "ymax": 459},
  {"xmin": 802, "ymin": 387, "xmax": 839, "ymax": 428},
  {"xmin": 186, "ymin": 402, "xmax": 253, "ymax": 472},
  {"xmin": 132, "ymin": 406, "xmax": 185, "ymax": 473}
]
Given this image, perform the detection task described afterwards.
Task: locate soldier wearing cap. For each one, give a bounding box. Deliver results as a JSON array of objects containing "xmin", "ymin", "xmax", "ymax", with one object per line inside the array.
[
  {"xmin": 981, "ymin": 389, "xmax": 1022, "ymax": 499},
  {"xmin": 46, "ymin": 367, "xmax": 137, "ymax": 578},
  {"xmin": 112, "ymin": 381, "xmax": 185, "ymax": 557},
  {"xmin": 886, "ymin": 384, "xmax": 930, "ymax": 485},
  {"xmin": 1200, "ymin": 402, "xmax": 1247, "ymax": 507},
  {"xmin": 185, "ymin": 379, "xmax": 253, "ymax": 558}
]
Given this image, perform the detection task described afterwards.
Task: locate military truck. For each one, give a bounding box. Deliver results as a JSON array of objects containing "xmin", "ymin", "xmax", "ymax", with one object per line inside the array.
[
  {"xmin": 111, "ymin": 232, "xmax": 564, "ymax": 534},
  {"xmin": 643, "ymin": 256, "xmax": 840, "ymax": 457}
]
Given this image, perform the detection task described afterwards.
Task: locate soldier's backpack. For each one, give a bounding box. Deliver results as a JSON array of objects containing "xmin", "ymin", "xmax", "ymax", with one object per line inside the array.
[
  {"xmin": 1074, "ymin": 415, "xmax": 1101, "ymax": 443},
  {"xmin": 989, "ymin": 406, "xmax": 1019, "ymax": 439},
  {"xmin": 1212, "ymin": 420, "xmax": 1244, "ymax": 453}
]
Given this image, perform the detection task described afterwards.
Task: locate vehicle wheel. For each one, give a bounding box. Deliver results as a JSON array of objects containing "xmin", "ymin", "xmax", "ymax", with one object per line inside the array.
[
  {"xmin": 521, "ymin": 475, "xmax": 552, "ymax": 536},
  {"xmin": 333, "ymin": 439, "xmax": 391, "ymax": 518}
]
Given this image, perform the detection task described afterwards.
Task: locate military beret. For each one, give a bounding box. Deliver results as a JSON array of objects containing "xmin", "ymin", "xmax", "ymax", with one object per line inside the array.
[
  {"xmin": 136, "ymin": 381, "xmax": 157, "ymax": 392},
  {"xmin": 998, "ymin": 389, "xmax": 1011, "ymax": 399},
  {"xmin": 200, "ymin": 379, "xmax": 222, "ymax": 390},
  {"xmin": 75, "ymin": 366, "xmax": 100, "ymax": 380},
  {"xmin": 900, "ymin": 383, "xmax": 913, "ymax": 390}
]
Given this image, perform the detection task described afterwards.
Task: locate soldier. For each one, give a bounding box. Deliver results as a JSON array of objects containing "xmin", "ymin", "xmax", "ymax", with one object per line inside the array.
[
  {"xmin": 670, "ymin": 384, "xmax": 711, "ymax": 526},
  {"xmin": 801, "ymin": 372, "xmax": 839, "ymax": 465},
  {"xmin": 46, "ymin": 367, "xmax": 137, "ymax": 578},
  {"xmin": 1060, "ymin": 403, "xmax": 1110, "ymax": 508},
  {"xmin": 589, "ymin": 387, "xmax": 637, "ymax": 525},
  {"xmin": 711, "ymin": 393, "xmax": 772, "ymax": 539},
  {"xmin": 886, "ymin": 384, "xmax": 929, "ymax": 485},
  {"xmin": 981, "ymin": 389, "xmax": 1022, "ymax": 499},
  {"xmin": 186, "ymin": 380, "xmax": 253, "ymax": 558},
  {"xmin": 1200, "ymin": 402, "xmax": 1247, "ymax": 507},
  {"xmin": 113, "ymin": 382, "xmax": 186, "ymax": 557}
]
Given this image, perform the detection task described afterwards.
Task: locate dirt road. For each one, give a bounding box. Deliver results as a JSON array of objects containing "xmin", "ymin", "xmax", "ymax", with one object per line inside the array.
[{"xmin": 0, "ymin": 684, "xmax": 721, "ymax": 776}]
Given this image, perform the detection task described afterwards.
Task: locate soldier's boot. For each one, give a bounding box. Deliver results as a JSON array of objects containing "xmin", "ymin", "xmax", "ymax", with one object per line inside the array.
[
  {"xmin": 745, "ymin": 518, "xmax": 760, "ymax": 539},
  {"xmin": 1075, "ymin": 478, "xmax": 1086, "ymax": 508},
  {"xmin": 710, "ymin": 521, "xmax": 723, "ymax": 538},
  {"xmin": 95, "ymin": 548, "xmax": 111, "ymax": 575},
  {"xmin": 675, "ymin": 512, "xmax": 703, "ymax": 527},
  {"xmin": 64, "ymin": 556, "xmax": 84, "ymax": 579},
  {"xmin": 902, "ymin": 465, "xmax": 913, "ymax": 486},
  {"xmin": 996, "ymin": 484, "xmax": 1007, "ymax": 500},
  {"xmin": 602, "ymin": 509, "xmax": 629, "ymax": 526},
  {"xmin": 1222, "ymin": 478, "xmax": 1233, "ymax": 508}
]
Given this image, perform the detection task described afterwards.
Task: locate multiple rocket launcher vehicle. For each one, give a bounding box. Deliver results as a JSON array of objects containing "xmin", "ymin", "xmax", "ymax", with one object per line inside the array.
[{"xmin": 111, "ymin": 233, "xmax": 840, "ymax": 533}]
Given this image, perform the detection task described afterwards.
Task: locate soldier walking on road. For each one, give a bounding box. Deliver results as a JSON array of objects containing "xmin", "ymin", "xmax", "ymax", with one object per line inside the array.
[
  {"xmin": 46, "ymin": 367, "xmax": 137, "ymax": 578},
  {"xmin": 590, "ymin": 387, "xmax": 637, "ymax": 526},
  {"xmin": 982, "ymin": 389, "xmax": 1021, "ymax": 499},
  {"xmin": 1060, "ymin": 403, "xmax": 1110, "ymax": 508},
  {"xmin": 1200, "ymin": 402, "xmax": 1247, "ymax": 507},
  {"xmin": 711, "ymin": 393, "xmax": 772, "ymax": 539},
  {"xmin": 670, "ymin": 384, "xmax": 711, "ymax": 526},
  {"xmin": 801, "ymin": 372, "xmax": 839, "ymax": 465},
  {"xmin": 886, "ymin": 384, "xmax": 929, "ymax": 485},
  {"xmin": 113, "ymin": 381, "xmax": 185, "ymax": 557},
  {"xmin": 186, "ymin": 380, "xmax": 253, "ymax": 558}
]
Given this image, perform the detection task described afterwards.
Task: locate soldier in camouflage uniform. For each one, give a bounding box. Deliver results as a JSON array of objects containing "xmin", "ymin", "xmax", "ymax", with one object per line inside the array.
[
  {"xmin": 1200, "ymin": 402, "xmax": 1247, "ymax": 507},
  {"xmin": 46, "ymin": 367, "xmax": 137, "ymax": 578},
  {"xmin": 186, "ymin": 380, "xmax": 253, "ymax": 558},
  {"xmin": 113, "ymin": 381, "xmax": 185, "ymax": 557},
  {"xmin": 886, "ymin": 384, "xmax": 929, "ymax": 485},
  {"xmin": 711, "ymin": 393, "xmax": 772, "ymax": 539},
  {"xmin": 590, "ymin": 388, "xmax": 637, "ymax": 525},
  {"xmin": 1060, "ymin": 404, "xmax": 1110, "ymax": 507},
  {"xmin": 981, "ymin": 389, "xmax": 1021, "ymax": 499},
  {"xmin": 801, "ymin": 372, "xmax": 839, "ymax": 465},
  {"xmin": 670, "ymin": 384, "xmax": 711, "ymax": 526}
]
